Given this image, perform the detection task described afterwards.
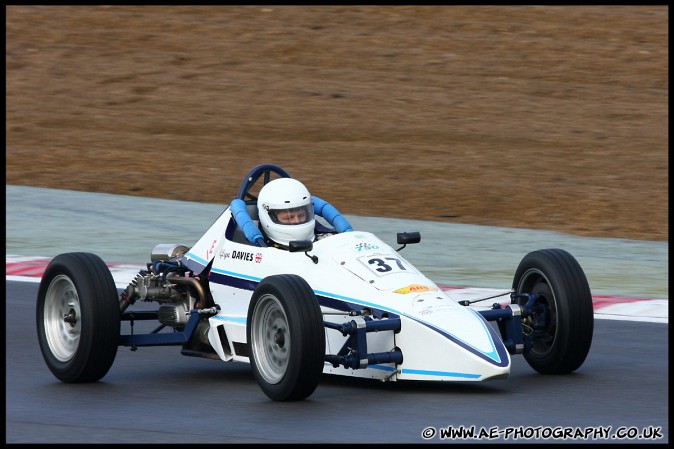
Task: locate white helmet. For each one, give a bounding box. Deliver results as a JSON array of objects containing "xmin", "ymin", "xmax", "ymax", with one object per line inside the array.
[{"xmin": 257, "ymin": 178, "xmax": 315, "ymax": 247}]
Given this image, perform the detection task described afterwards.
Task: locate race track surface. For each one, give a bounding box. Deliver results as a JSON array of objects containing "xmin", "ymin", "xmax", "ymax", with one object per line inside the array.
[{"xmin": 6, "ymin": 281, "xmax": 668, "ymax": 443}]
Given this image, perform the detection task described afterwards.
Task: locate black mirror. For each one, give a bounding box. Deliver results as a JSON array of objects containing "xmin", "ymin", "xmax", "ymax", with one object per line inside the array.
[
  {"xmin": 289, "ymin": 240, "xmax": 314, "ymax": 253},
  {"xmin": 397, "ymin": 232, "xmax": 421, "ymax": 245}
]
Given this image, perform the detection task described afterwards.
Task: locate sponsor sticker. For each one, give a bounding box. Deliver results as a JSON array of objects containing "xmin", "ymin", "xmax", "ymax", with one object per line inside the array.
[
  {"xmin": 354, "ymin": 242, "xmax": 380, "ymax": 252},
  {"xmin": 394, "ymin": 284, "xmax": 438, "ymax": 294}
]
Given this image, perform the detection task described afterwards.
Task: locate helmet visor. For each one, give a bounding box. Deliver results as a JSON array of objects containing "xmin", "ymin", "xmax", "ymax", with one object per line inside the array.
[{"xmin": 267, "ymin": 204, "xmax": 314, "ymax": 225}]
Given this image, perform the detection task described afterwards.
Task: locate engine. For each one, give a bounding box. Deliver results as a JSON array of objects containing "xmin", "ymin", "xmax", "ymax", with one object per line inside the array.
[
  {"xmin": 129, "ymin": 271, "xmax": 197, "ymax": 327},
  {"xmin": 120, "ymin": 244, "xmax": 208, "ymax": 329}
]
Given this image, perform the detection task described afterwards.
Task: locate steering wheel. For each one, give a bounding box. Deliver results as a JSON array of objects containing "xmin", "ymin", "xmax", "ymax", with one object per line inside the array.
[{"xmin": 236, "ymin": 164, "xmax": 291, "ymax": 202}]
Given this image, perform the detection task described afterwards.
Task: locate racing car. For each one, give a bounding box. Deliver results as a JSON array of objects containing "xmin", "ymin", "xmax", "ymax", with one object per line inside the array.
[{"xmin": 36, "ymin": 163, "xmax": 594, "ymax": 401}]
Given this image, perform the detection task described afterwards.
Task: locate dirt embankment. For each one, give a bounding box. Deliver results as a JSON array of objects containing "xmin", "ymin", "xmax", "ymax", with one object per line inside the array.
[{"xmin": 6, "ymin": 6, "xmax": 668, "ymax": 241}]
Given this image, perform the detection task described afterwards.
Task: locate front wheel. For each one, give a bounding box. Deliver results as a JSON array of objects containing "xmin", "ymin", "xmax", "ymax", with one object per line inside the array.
[
  {"xmin": 247, "ymin": 274, "xmax": 325, "ymax": 401},
  {"xmin": 36, "ymin": 252, "xmax": 121, "ymax": 382},
  {"xmin": 512, "ymin": 248, "xmax": 593, "ymax": 374}
]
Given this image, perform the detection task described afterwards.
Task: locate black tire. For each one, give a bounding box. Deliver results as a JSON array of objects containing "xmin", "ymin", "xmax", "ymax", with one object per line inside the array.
[
  {"xmin": 512, "ymin": 248, "xmax": 593, "ymax": 374},
  {"xmin": 36, "ymin": 252, "xmax": 121, "ymax": 382},
  {"xmin": 247, "ymin": 274, "xmax": 325, "ymax": 401}
]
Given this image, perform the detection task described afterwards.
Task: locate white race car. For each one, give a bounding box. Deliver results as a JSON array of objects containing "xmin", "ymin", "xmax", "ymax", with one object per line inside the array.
[{"xmin": 36, "ymin": 164, "xmax": 594, "ymax": 401}]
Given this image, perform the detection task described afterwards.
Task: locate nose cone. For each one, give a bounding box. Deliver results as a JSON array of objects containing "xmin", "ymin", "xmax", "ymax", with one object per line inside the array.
[
  {"xmin": 394, "ymin": 294, "xmax": 511, "ymax": 381},
  {"xmin": 413, "ymin": 293, "xmax": 503, "ymax": 361}
]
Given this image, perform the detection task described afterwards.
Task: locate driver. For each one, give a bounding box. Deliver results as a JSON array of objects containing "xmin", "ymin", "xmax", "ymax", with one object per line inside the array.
[
  {"xmin": 257, "ymin": 178, "xmax": 317, "ymax": 249},
  {"xmin": 275, "ymin": 206, "xmax": 310, "ymax": 225}
]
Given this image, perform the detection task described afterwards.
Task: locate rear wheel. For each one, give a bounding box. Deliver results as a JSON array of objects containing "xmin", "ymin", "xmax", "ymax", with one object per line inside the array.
[
  {"xmin": 36, "ymin": 252, "xmax": 120, "ymax": 382},
  {"xmin": 247, "ymin": 274, "xmax": 325, "ymax": 401},
  {"xmin": 512, "ymin": 248, "xmax": 593, "ymax": 374}
]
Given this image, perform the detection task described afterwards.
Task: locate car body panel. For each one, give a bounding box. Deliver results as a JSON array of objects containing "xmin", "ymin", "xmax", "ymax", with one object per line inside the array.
[{"xmin": 184, "ymin": 207, "xmax": 512, "ymax": 382}]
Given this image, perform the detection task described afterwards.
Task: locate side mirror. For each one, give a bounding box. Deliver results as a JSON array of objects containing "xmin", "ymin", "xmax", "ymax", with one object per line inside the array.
[
  {"xmin": 289, "ymin": 240, "xmax": 314, "ymax": 252},
  {"xmin": 396, "ymin": 231, "xmax": 420, "ymax": 252},
  {"xmin": 397, "ymin": 232, "xmax": 421, "ymax": 245},
  {"xmin": 289, "ymin": 240, "xmax": 318, "ymax": 264}
]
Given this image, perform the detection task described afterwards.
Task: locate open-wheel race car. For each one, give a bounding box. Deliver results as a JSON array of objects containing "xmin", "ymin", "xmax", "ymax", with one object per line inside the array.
[{"xmin": 36, "ymin": 164, "xmax": 594, "ymax": 401}]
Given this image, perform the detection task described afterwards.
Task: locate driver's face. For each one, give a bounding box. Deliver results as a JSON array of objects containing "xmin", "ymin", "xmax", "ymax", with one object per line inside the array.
[{"xmin": 276, "ymin": 208, "xmax": 308, "ymax": 224}]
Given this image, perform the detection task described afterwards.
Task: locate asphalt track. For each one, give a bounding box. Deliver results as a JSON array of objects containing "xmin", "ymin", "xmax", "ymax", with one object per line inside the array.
[
  {"xmin": 4, "ymin": 185, "xmax": 670, "ymax": 443},
  {"xmin": 5, "ymin": 281, "xmax": 669, "ymax": 444}
]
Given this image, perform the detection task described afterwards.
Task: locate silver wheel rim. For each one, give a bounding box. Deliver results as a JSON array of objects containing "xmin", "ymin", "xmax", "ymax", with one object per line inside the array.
[
  {"xmin": 44, "ymin": 275, "xmax": 81, "ymax": 362},
  {"xmin": 251, "ymin": 294, "xmax": 290, "ymax": 384}
]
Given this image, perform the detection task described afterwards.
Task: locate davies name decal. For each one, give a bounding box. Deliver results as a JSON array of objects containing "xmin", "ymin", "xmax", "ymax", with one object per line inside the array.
[{"xmin": 232, "ymin": 250, "xmax": 255, "ymax": 262}]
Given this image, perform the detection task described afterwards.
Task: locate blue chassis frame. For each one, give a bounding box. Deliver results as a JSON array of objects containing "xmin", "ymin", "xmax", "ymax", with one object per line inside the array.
[{"xmin": 118, "ymin": 293, "xmax": 541, "ymax": 368}]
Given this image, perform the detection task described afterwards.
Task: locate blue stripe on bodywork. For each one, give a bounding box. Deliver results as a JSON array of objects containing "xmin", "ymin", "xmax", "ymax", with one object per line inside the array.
[
  {"xmin": 209, "ymin": 268, "xmax": 260, "ymax": 291},
  {"xmin": 212, "ymin": 315, "xmax": 247, "ymax": 324},
  {"xmin": 207, "ymin": 269, "xmax": 508, "ymax": 368},
  {"xmin": 400, "ymin": 368, "xmax": 482, "ymax": 379},
  {"xmin": 367, "ymin": 364, "xmax": 397, "ymax": 372},
  {"xmin": 468, "ymin": 307, "xmax": 510, "ymax": 361},
  {"xmin": 183, "ymin": 252, "xmax": 209, "ymax": 274}
]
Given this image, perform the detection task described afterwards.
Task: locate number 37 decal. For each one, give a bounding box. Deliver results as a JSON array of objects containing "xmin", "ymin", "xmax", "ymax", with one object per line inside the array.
[{"xmin": 358, "ymin": 255, "xmax": 414, "ymax": 276}]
